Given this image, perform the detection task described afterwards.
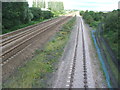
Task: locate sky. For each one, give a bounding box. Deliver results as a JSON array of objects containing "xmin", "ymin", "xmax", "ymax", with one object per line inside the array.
[{"xmin": 27, "ymin": 0, "xmax": 119, "ymax": 11}]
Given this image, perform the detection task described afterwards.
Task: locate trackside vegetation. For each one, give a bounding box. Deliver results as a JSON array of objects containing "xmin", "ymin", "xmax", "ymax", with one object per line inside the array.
[
  {"xmin": 32, "ymin": 0, "xmax": 64, "ymax": 16},
  {"xmin": 103, "ymin": 10, "xmax": 119, "ymax": 60},
  {"xmin": 3, "ymin": 16, "xmax": 76, "ymax": 88},
  {"xmin": 80, "ymin": 10, "xmax": 105, "ymax": 28},
  {"xmin": 80, "ymin": 10, "xmax": 119, "ymax": 62},
  {"xmin": 80, "ymin": 10, "xmax": 119, "ymax": 87},
  {"xmin": 2, "ymin": 1, "xmax": 65, "ymax": 34},
  {"xmin": 2, "ymin": 2, "xmax": 54, "ymax": 34}
]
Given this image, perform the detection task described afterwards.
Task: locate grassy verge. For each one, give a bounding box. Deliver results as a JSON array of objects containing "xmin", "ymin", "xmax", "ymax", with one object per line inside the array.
[
  {"xmin": 100, "ymin": 40, "xmax": 120, "ymax": 85},
  {"xmin": 3, "ymin": 16, "xmax": 76, "ymax": 88}
]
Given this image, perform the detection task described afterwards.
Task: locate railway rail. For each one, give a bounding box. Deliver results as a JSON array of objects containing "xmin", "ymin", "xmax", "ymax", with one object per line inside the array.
[
  {"xmin": 81, "ymin": 18, "xmax": 88, "ymax": 88},
  {"xmin": 1, "ymin": 13, "xmax": 74, "ymax": 40},
  {"xmin": 1, "ymin": 17, "xmax": 61, "ymax": 40},
  {"xmin": 69, "ymin": 26, "xmax": 79, "ymax": 88},
  {"xmin": 0, "ymin": 15, "xmax": 73, "ymax": 65},
  {"xmin": 0, "ymin": 17, "xmax": 63, "ymax": 46},
  {"xmin": 1, "ymin": 17, "xmax": 64, "ymax": 44},
  {"xmin": 1, "ymin": 17, "xmax": 66, "ymax": 52},
  {"xmin": 67, "ymin": 17, "xmax": 88, "ymax": 88}
]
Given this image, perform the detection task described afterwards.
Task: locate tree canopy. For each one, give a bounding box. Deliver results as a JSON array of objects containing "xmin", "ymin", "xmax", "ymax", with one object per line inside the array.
[
  {"xmin": 80, "ymin": 9, "xmax": 119, "ymax": 61},
  {"xmin": 2, "ymin": 2, "xmax": 33, "ymax": 30},
  {"xmin": 2, "ymin": 2, "xmax": 54, "ymax": 34}
]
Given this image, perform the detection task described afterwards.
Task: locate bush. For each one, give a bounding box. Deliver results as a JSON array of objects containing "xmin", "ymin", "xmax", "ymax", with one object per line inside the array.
[
  {"xmin": 81, "ymin": 10, "xmax": 104, "ymax": 28},
  {"xmin": 80, "ymin": 11, "xmax": 84, "ymax": 16},
  {"xmin": 41, "ymin": 11, "xmax": 53, "ymax": 19},
  {"xmin": 29, "ymin": 7, "xmax": 42, "ymax": 21},
  {"xmin": 30, "ymin": 7, "xmax": 53, "ymax": 21}
]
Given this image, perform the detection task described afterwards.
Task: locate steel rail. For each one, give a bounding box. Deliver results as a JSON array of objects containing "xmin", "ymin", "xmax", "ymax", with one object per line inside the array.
[
  {"xmin": 0, "ymin": 17, "xmax": 64, "ymax": 46},
  {"xmin": 1, "ymin": 16, "xmax": 72, "ymax": 64}
]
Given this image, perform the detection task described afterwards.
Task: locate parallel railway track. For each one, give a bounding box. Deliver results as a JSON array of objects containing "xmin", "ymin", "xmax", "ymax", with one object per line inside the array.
[
  {"xmin": 0, "ymin": 15, "xmax": 73, "ymax": 65},
  {"xmin": 1, "ymin": 17, "xmax": 60, "ymax": 40},
  {"xmin": 1, "ymin": 17, "xmax": 63, "ymax": 46},
  {"xmin": 1, "ymin": 17, "xmax": 65, "ymax": 52}
]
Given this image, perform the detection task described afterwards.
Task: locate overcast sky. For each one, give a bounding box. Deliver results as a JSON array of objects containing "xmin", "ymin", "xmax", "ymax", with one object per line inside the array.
[{"xmin": 27, "ymin": 0, "xmax": 119, "ymax": 11}]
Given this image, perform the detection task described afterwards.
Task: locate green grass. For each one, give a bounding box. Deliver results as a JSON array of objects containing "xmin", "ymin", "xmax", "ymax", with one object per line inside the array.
[
  {"xmin": 103, "ymin": 31, "xmax": 118, "ymax": 60},
  {"xmin": 3, "ymin": 16, "xmax": 76, "ymax": 88},
  {"xmin": 100, "ymin": 39, "xmax": 119, "ymax": 85},
  {"xmin": 95, "ymin": 31, "xmax": 119, "ymax": 86}
]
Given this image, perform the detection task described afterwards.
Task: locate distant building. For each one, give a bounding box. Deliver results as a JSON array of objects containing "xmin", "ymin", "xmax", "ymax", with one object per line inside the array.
[
  {"xmin": 32, "ymin": 0, "xmax": 46, "ymax": 9},
  {"xmin": 32, "ymin": 0, "xmax": 64, "ymax": 11}
]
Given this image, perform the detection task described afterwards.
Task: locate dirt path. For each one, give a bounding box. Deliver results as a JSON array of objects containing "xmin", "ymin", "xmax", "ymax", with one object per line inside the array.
[{"xmin": 52, "ymin": 12, "xmax": 107, "ymax": 88}]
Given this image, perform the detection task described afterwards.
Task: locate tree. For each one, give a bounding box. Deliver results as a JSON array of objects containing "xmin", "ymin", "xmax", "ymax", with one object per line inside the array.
[
  {"xmin": 103, "ymin": 10, "xmax": 119, "ymax": 60},
  {"xmin": 30, "ymin": 7, "xmax": 53, "ymax": 20},
  {"xmin": 29, "ymin": 7, "xmax": 42, "ymax": 20},
  {"xmin": 2, "ymin": 2, "xmax": 33, "ymax": 32},
  {"xmin": 80, "ymin": 11, "xmax": 84, "ymax": 16},
  {"xmin": 104, "ymin": 11, "xmax": 118, "ymax": 32},
  {"xmin": 86, "ymin": 15, "xmax": 94, "ymax": 24}
]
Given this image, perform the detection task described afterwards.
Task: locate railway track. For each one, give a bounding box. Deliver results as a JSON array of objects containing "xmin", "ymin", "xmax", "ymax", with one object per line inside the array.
[
  {"xmin": 81, "ymin": 18, "xmax": 88, "ymax": 88},
  {"xmin": 1, "ymin": 17, "xmax": 66, "ymax": 52},
  {"xmin": 66, "ymin": 17, "xmax": 88, "ymax": 88},
  {"xmin": 1, "ymin": 17, "xmax": 60, "ymax": 40},
  {"xmin": 0, "ymin": 17, "xmax": 63, "ymax": 46},
  {"xmin": 69, "ymin": 25, "xmax": 79, "ymax": 88},
  {"xmin": 1, "ymin": 13, "xmax": 74, "ymax": 40},
  {"xmin": 0, "ymin": 15, "xmax": 73, "ymax": 65}
]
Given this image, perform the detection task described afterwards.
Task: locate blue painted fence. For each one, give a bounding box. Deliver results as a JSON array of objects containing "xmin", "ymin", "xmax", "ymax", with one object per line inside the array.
[{"xmin": 91, "ymin": 30, "xmax": 112, "ymax": 88}]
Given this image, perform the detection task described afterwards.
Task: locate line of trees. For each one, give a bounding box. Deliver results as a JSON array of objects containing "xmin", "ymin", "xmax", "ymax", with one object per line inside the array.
[
  {"xmin": 32, "ymin": 0, "xmax": 64, "ymax": 16},
  {"xmin": 48, "ymin": 1, "xmax": 64, "ymax": 16},
  {"xmin": 80, "ymin": 9, "xmax": 119, "ymax": 61},
  {"xmin": 2, "ymin": 2, "xmax": 54, "ymax": 34},
  {"xmin": 32, "ymin": 0, "xmax": 64, "ymax": 11},
  {"xmin": 103, "ymin": 10, "xmax": 119, "ymax": 60},
  {"xmin": 2, "ymin": 0, "xmax": 65, "ymax": 34},
  {"xmin": 80, "ymin": 10, "xmax": 105, "ymax": 28}
]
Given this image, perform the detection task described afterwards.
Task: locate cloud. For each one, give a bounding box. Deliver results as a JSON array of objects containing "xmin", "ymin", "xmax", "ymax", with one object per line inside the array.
[
  {"xmin": 27, "ymin": 0, "xmax": 119, "ymax": 11},
  {"xmin": 63, "ymin": 0, "xmax": 119, "ymax": 11}
]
